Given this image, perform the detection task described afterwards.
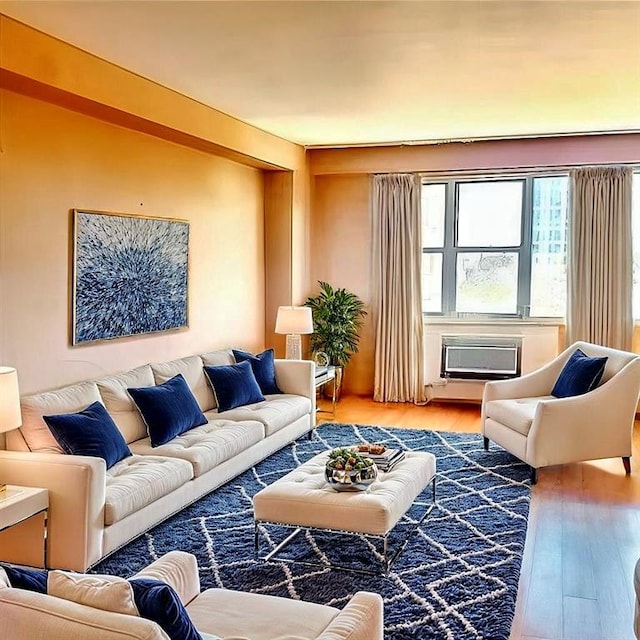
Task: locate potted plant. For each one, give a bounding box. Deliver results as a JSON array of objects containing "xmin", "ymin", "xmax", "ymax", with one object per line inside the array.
[{"xmin": 305, "ymin": 281, "xmax": 367, "ymax": 400}]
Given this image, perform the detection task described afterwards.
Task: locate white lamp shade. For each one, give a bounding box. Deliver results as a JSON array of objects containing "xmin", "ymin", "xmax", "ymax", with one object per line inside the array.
[
  {"xmin": 275, "ymin": 306, "xmax": 313, "ymax": 335},
  {"xmin": 0, "ymin": 367, "xmax": 21, "ymax": 433}
]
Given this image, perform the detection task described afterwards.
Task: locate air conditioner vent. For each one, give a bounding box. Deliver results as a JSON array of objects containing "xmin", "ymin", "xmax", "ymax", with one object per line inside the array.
[{"xmin": 440, "ymin": 335, "xmax": 522, "ymax": 380}]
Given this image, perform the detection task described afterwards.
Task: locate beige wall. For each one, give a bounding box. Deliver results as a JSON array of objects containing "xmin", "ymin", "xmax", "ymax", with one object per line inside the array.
[
  {"xmin": 309, "ymin": 136, "xmax": 640, "ymax": 396},
  {"xmin": 0, "ymin": 15, "xmax": 312, "ymax": 395},
  {"xmin": 310, "ymin": 175, "xmax": 374, "ymax": 395},
  {"xmin": 1, "ymin": 90, "xmax": 265, "ymax": 394}
]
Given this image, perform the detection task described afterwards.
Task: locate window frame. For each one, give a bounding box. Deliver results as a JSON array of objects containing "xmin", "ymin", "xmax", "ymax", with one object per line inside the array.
[{"xmin": 422, "ymin": 173, "xmax": 568, "ymax": 320}]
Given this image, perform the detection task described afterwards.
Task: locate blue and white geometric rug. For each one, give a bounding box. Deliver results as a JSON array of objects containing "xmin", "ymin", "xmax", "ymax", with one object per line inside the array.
[{"xmin": 93, "ymin": 424, "xmax": 531, "ymax": 640}]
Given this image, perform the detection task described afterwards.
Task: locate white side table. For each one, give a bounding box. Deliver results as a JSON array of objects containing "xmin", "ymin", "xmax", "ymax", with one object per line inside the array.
[
  {"xmin": 0, "ymin": 485, "xmax": 48, "ymax": 568},
  {"xmin": 315, "ymin": 365, "xmax": 337, "ymax": 416}
]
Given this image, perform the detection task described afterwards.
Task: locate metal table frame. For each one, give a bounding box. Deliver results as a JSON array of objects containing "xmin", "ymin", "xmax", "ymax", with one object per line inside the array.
[{"xmin": 315, "ymin": 366, "xmax": 337, "ymax": 417}]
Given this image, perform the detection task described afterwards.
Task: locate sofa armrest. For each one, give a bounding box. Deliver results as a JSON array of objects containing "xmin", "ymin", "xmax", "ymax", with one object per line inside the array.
[
  {"xmin": 317, "ymin": 592, "xmax": 384, "ymax": 640},
  {"xmin": 0, "ymin": 588, "xmax": 168, "ymax": 640},
  {"xmin": 133, "ymin": 551, "xmax": 200, "ymax": 606},
  {"xmin": 274, "ymin": 359, "xmax": 315, "ymax": 399},
  {"xmin": 0, "ymin": 451, "xmax": 106, "ymax": 571}
]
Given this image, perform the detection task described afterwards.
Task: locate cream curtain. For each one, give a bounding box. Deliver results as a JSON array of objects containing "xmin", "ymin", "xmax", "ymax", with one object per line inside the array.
[
  {"xmin": 567, "ymin": 166, "xmax": 634, "ymax": 350},
  {"xmin": 371, "ymin": 174, "xmax": 426, "ymax": 403}
]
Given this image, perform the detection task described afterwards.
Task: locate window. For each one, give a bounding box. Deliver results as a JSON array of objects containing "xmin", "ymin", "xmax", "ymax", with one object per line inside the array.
[{"xmin": 422, "ymin": 175, "xmax": 569, "ymax": 318}]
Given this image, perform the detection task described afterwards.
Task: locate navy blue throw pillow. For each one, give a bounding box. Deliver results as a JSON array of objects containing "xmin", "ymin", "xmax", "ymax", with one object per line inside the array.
[
  {"xmin": 232, "ymin": 348, "xmax": 282, "ymax": 395},
  {"xmin": 203, "ymin": 360, "xmax": 265, "ymax": 412},
  {"xmin": 2, "ymin": 565, "xmax": 48, "ymax": 592},
  {"xmin": 129, "ymin": 578, "xmax": 202, "ymax": 640},
  {"xmin": 43, "ymin": 401, "xmax": 131, "ymax": 469},
  {"xmin": 551, "ymin": 349, "xmax": 608, "ymax": 398},
  {"xmin": 127, "ymin": 374, "xmax": 207, "ymax": 447}
]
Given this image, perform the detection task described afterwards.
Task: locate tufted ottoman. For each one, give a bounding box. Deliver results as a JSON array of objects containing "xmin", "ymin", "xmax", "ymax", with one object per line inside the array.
[{"xmin": 253, "ymin": 450, "xmax": 436, "ymax": 574}]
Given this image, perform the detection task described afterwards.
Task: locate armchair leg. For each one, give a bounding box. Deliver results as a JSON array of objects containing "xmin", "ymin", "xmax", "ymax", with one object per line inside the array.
[
  {"xmin": 483, "ymin": 436, "xmax": 489, "ymax": 451},
  {"xmin": 530, "ymin": 467, "xmax": 538, "ymax": 485},
  {"xmin": 622, "ymin": 456, "xmax": 631, "ymax": 475}
]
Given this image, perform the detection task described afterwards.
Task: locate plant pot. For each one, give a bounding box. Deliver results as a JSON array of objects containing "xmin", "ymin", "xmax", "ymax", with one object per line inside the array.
[{"xmin": 333, "ymin": 365, "xmax": 344, "ymax": 402}]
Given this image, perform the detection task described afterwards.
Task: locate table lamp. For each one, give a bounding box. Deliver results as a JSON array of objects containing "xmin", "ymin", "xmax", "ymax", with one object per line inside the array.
[
  {"xmin": 0, "ymin": 367, "xmax": 21, "ymax": 494},
  {"xmin": 275, "ymin": 306, "xmax": 313, "ymax": 360}
]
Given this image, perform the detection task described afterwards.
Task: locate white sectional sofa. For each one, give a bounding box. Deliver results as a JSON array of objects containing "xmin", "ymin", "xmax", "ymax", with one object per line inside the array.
[
  {"xmin": 0, "ymin": 551, "xmax": 384, "ymax": 640},
  {"xmin": 0, "ymin": 349, "xmax": 315, "ymax": 571}
]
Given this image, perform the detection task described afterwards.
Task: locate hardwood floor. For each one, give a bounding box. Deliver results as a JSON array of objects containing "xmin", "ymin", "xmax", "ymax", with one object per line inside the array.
[{"xmin": 317, "ymin": 395, "xmax": 640, "ymax": 640}]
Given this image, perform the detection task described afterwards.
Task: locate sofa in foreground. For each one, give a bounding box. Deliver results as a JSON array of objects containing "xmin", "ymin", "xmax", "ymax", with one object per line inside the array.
[
  {"xmin": 0, "ymin": 551, "xmax": 384, "ymax": 640},
  {"xmin": 0, "ymin": 349, "xmax": 315, "ymax": 571}
]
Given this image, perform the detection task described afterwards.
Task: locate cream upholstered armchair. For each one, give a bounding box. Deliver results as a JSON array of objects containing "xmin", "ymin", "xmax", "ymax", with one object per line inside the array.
[{"xmin": 482, "ymin": 341, "xmax": 640, "ymax": 484}]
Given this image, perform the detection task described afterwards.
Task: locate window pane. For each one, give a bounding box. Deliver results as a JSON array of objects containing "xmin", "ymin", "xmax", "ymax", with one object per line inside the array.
[
  {"xmin": 456, "ymin": 252, "xmax": 518, "ymax": 314},
  {"xmin": 422, "ymin": 184, "xmax": 445, "ymax": 248},
  {"xmin": 422, "ymin": 253, "xmax": 443, "ymax": 313},
  {"xmin": 530, "ymin": 176, "xmax": 569, "ymax": 317},
  {"xmin": 457, "ymin": 181, "xmax": 523, "ymax": 247},
  {"xmin": 633, "ymin": 173, "xmax": 640, "ymax": 319}
]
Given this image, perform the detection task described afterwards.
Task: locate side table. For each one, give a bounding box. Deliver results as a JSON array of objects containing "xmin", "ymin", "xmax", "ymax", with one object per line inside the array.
[
  {"xmin": 0, "ymin": 485, "xmax": 49, "ymax": 568},
  {"xmin": 315, "ymin": 365, "xmax": 337, "ymax": 416}
]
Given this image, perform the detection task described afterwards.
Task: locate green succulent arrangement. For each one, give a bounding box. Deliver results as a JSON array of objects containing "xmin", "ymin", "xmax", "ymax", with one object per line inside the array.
[
  {"xmin": 326, "ymin": 447, "xmax": 374, "ymax": 471},
  {"xmin": 305, "ymin": 281, "xmax": 367, "ymax": 367}
]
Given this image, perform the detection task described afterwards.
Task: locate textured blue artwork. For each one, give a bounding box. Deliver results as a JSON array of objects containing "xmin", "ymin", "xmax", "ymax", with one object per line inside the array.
[{"xmin": 73, "ymin": 210, "xmax": 188, "ymax": 344}]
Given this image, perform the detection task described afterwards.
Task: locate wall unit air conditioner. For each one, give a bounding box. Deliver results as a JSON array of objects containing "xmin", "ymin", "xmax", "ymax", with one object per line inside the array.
[{"xmin": 440, "ymin": 335, "xmax": 522, "ymax": 380}]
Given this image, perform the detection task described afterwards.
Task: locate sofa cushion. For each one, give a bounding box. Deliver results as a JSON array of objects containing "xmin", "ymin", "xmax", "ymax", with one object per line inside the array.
[
  {"xmin": 207, "ymin": 394, "xmax": 312, "ymax": 437},
  {"xmin": 43, "ymin": 401, "xmax": 131, "ymax": 469},
  {"xmin": 48, "ymin": 571, "xmax": 138, "ymax": 616},
  {"xmin": 19, "ymin": 381, "xmax": 102, "ymax": 453},
  {"xmin": 200, "ymin": 349, "xmax": 235, "ymax": 368},
  {"xmin": 203, "ymin": 361, "xmax": 265, "ymax": 412},
  {"xmin": 105, "ymin": 455, "xmax": 193, "ymax": 526},
  {"xmin": 232, "ymin": 348, "xmax": 282, "ymax": 395},
  {"xmin": 552, "ymin": 348, "xmax": 608, "ymax": 398},
  {"xmin": 48, "ymin": 571, "xmax": 202, "ymax": 640},
  {"xmin": 187, "ymin": 588, "xmax": 338, "ymax": 640},
  {"xmin": 129, "ymin": 419, "xmax": 265, "ymax": 477},
  {"xmin": 128, "ymin": 374, "xmax": 208, "ymax": 447},
  {"xmin": 151, "ymin": 355, "xmax": 215, "ymax": 413},
  {"xmin": 96, "ymin": 365, "xmax": 155, "ymax": 444},
  {"xmin": 484, "ymin": 396, "xmax": 553, "ymax": 437}
]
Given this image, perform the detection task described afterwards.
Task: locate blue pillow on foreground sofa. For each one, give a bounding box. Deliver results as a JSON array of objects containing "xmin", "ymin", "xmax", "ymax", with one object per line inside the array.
[{"xmin": 0, "ymin": 565, "xmax": 202, "ymax": 640}]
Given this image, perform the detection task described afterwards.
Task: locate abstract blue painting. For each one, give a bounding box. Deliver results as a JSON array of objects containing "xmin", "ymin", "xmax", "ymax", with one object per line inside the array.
[{"xmin": 73, "ymin": 210, "xmax": 189, "ymax": 344}]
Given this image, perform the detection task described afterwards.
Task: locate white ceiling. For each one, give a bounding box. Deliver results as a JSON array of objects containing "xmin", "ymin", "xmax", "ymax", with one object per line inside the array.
[{"xmin": 2, "ymin": 0, "xmax": 639, "ymax": 147}]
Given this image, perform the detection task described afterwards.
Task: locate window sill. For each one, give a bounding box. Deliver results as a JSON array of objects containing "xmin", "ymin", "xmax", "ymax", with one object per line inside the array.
[{"xmin": 424, "ymin": 317, "xmax": 564, "ymax": 327}]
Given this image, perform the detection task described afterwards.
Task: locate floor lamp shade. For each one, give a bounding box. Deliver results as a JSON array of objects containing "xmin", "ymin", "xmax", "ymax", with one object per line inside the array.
[
  {"xmin": 275, "ymin": 306, "xmax": 313, "ymax": 360},
  {"xmin": 0, "ymin": 366, "xmax": 21, "ymax": 493}
]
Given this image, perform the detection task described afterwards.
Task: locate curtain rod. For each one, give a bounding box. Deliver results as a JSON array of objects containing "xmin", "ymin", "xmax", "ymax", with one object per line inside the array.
[{"xmin": 418, "ymin": 162, "xmax": 640, "ymax": 180}]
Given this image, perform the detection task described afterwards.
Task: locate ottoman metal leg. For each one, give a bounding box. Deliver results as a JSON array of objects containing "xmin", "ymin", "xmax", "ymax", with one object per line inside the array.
[
  {"xmin": 255, "ymin": 474, "xmax": 437, "ymax": 577},
  {"xmin": 263, "ymin": 526, "xmax": 303, "ymax": 563}
]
